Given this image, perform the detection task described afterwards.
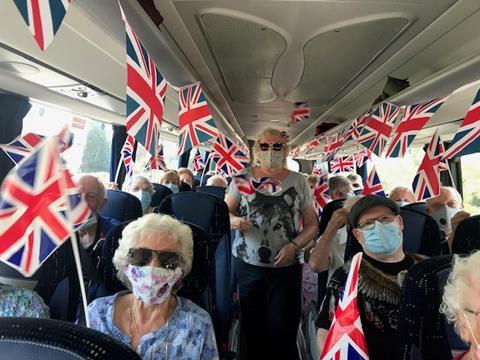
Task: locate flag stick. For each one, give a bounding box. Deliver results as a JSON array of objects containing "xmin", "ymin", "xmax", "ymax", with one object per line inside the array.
[
  {"xmin": 114, "ymin": 153, "xmax": 124, "ymax": 185},
  {"xmin": 200, "ymin": 152, "xmax": 213, "ymax": 186},
  {"xmin": 71, "ymin": 233, "xmax": 90, "ymax": 327}
]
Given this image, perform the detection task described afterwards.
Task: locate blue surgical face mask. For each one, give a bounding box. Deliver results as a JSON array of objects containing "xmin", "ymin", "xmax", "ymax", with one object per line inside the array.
[
  {"xmin": 362, "ymin": 221, "xmax": 402, "ymax": 255},
  {"xmin": 396, "ymin": 201, "xmax": 410, "ymax": 208},
  {"xmin": 134, "ymin": 190, "xmax": 152, "ymax": 210},
  {"xmin": 165, "ymin": 183, "xmax": 179, "ymax": 193},
  {"xmin": 346, "ymin": 192, "xmax": 355, "ymax": 199}
]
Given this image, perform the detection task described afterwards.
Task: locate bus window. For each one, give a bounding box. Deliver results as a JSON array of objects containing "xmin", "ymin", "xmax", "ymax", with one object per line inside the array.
[
  {"xmin": 461, "ymin": 153, "xmax": 480, "ymax": 213},
  {"xmin": 22, "ymin": 101, "xmax": 112, "ymax": 183}
]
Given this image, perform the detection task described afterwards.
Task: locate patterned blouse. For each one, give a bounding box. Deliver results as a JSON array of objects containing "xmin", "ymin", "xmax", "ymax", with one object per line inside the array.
[
  {"xmin": 0, "ymin": 284, "xmax": 49, "ymax": 318},
  {"xmin": 88, "ymin": 291, "xmax": 219, "ymax": 360}
]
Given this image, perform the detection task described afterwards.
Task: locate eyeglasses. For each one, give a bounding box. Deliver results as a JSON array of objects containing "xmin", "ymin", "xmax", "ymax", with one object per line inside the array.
[
  {"xmin": 259, "ymin": 143, "xmax": 284, "ymax": 151},
  {"xmin": 357, "ymin": 213, "xmax": 396, "ymax": 230},
  {"xmin": 128, "ymin": 248, "xmax": 181, "ymax": 269}
]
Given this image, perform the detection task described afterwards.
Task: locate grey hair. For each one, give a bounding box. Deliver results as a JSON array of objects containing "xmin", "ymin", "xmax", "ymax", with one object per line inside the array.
[
  {"xmin": 328, "ymin": 175, "xmax": 351, "ymax": 193},
  {"xmin": 252, "ymin": 128, "xmax": 291, "ymax": 166},
  {"xmin": 440, "ymin": 252, "xmax": 480, "ymax": 338},
  {"xmin": 388, "ymin": 186, "xmax": 414, "ymax": 200},
  {"xmin": 346, "ymin": 173, "xmax": 362, "ymax": 182},
  {"xmin": 443, "ymin": 186, "xmax": 463, "ymax": 204},
  {"xmin": 130, "ymin": 175, "xmax": 154, "ymax": 195},
  {"xmin": 113, "ymin": 214, "xmax": 193, "ymax": 290}
]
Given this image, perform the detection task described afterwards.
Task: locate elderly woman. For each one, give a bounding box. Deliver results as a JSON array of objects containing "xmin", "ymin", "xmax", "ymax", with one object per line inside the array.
[
  {"xmin": 87, "ymin": 214, "xmax": 219, "ymax": 359},
  {"xmin": 129, "ymin": 175, "xmax": 155, "ymax": 214},
  {"xmin": 225, "ymin": 128, "xmax": 318, "ymax": 360},
  {"xmin": 442, "ymin": 251, "xmax": 480, "ymax": 359},
  {"xmin": 160, "ymin": 170, "xmax": 180, "ymax": 193}
]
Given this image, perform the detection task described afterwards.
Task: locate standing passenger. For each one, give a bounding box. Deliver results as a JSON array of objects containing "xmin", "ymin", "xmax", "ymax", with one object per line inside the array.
[{"xmin": 225, "ymin": 128, "xmax": 318, "ymax": 360}]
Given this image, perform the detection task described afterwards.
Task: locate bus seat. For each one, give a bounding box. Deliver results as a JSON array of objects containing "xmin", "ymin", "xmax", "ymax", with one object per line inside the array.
[
  {"xmin": 403, "ymin": 202, "xmax": 428, "ymax": 214},
  {"xmin": 194, "ymin": 175, "xmax": 210, "ymax": 186},
  {"xmin": 99, "ymin": 190, "xmax": 143, "ymax": 222},
  {"xmin": 400, "ymin": 208, "xmax": 443, "ymax": 256},
  {"xmin": 150, "ymin": 183, "xmax": 173, "ymax": 208},
  {"xmin": 452, "ymin": 215, "xmax": 480, "ymax": 254},
  {"xmin": 179, "ymin": 181, "xmax": 192, "ymax": 192},
  {"xmin": 398, "ymin": 255, "xmax": 454, "ymax": 360},
  {"xmin": 195, "ymin": 185, "xmax": 226, "ymax": 199},
  {"xmin": 0, "ymin": 241, "xmax": 80, "ymax": 322},
  {"xmin": 0, "ymin": 317, "xmax": 140, "ymax": 359}
]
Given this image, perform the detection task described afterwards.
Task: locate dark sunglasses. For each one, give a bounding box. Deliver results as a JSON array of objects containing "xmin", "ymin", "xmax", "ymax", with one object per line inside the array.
[
  {"xmin": 259, "ymin": 143, "xmax": 284, "ymax": 151},
  {"xmin": 128, "ymin": 248, "xmax": 181, "ymax": 269}
]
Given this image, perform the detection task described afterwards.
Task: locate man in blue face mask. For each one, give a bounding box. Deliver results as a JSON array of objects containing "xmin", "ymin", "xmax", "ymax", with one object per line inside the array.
[{"xmin": 316, "ymin": 195, "xmax": 424, "ymax": 360}]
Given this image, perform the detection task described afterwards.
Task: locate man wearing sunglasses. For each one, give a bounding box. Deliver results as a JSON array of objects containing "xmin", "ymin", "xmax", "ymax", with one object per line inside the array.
[
  {"xmin": 315, "ymin": 195, "xmax": 423, "ymax": 360},
  {"xmin": 225, "ymin": 128, "xmax": 318, "ymax": 360}
]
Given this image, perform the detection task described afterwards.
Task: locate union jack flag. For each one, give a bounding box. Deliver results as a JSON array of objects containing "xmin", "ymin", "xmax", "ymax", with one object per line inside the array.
[
  {"xmin": 321, "ymin": 252, "xmax": 369, "ymax": 360},
  {"xmin": 0, "ymin": 132, "xmax": 44, "ymax": 165},
  {"xmin": 125, "ymin": 18, "xmax": 166, "ymax": 156},
  {"xmin": 13, "ymin": 0, "xmax": 71, "ymax": 51},
  {"xmin": 443, "ymin": 88, "xmax": 480, "ymax": 160},
  {"xmin": 63, "ymin": 169, "xmax": 91, "ymax": 229},
  {"xmin": 357, "ymin": 102, "xmax": 400, "ymax": 156},
  {"xmin": 330, "ymin": 156, "xmax": 355, "ymax": 174},
  {"xmin": 291, "ymin": 102, "xmax": 311, "ymax": 124},
  {"xmin": 192, "ymin": 149, "xmax": 204, "ymax": 172},
  {"xmin": 362, "ymin": 166, "xmax": 385, "ymax": 196},
  {"xmin": 233, "ymin": 173, "xmax": 281, "ymax": 195},
  {"xmin": 353, "ymin": 148, "xmax": 371, "ymax": 168},
  {"xmin": 178, "ymin": 83, "xmax": 219, "ymax": 155},
  {"xmin": 344, "ymin": 113, "xmax": 369, "ymax": 143},
  {"xmin": 386, "ymin": 97, "xmax": 447, "ymax": 158},
  {"xmin": 149, "ymin": 144, "xmax": 167, "ymax": 171},
  {"xmin": 57, "ymin": 125, "xmax": 74, "ymax": 153},
  {"xmin": 412, "ymin": 130, "xmax": 449, "ymax": 201},
  {"xmin": 121, "ymin": 135, "xmax": 135, "ymax": 177},
  {"xmin": 323, "ymin": 133, "xmax": 346, "ymax": 162},
  {"xmin": 0, "ymin": 137, "xmax": 71, "ymax": 276},
  {"xmin": 306, "ymin": 137, "xmax": 321, "ymax": 154},
  {"xmin": 314, "ymin": 177, "xmax": 331, "ymax": 217},
  {"xmin": 290, "ymin": 147, "xmax": 301, "ymax": 158},
  {"xmin": 211, "ymin": 134, "xmax": 249, "ymax": 176}
]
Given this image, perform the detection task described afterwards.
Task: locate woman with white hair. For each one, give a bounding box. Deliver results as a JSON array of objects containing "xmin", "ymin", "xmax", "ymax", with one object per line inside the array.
[
  {"xmin": 87, "ymin": 214, "xmax": 219, "ymax": 359},
  {"xmin": 441, "ymin": 251, "xmax": 480, "ymax": 359},
  {"xmin": 129, "ymin": 175, "xmax": 155, "ymax": 214}
]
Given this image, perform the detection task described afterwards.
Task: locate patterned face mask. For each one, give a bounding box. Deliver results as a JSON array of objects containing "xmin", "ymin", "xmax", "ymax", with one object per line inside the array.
[
  {"xmin": 255, "ymin": 150, "xmax": 285, "ymax": 168},
  {"xmin": 124, "ymin": 264, "xmax": 182, "ymax": 305}
]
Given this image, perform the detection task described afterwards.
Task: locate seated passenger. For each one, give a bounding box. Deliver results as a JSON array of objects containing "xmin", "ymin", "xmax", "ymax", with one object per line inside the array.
[
  {"xmin": 206, "ymin": 175, "xmax": 228, "ymax": 188},
  {"xmin": 88, "ymin": 214, "xmax": 219, "ymax": 359},
  {"xmin": 316, "ymin": 195, "xmax": 423, "ymax": 359},
  {"xmin": 307, "ymin": 175, "xmax": 319, "ymax": 190},
  {"xmin": 129, "ymin": 175, "xmax": 155, "ymax": 214},
  {"xmin": 426, "ymin": 186, "xmax": 470, "ymax": 250},
  {"xmin": 389, "ymin": 186, "xmax": 415, "ymax": 207},
  {"xmin": 0, "ymin": 284, "xmax": 49, "ymax": 318},
  {"xmin": 178, "ymin": 168, "xmax": 195, "ymax": 188},
  {"xmin": 77, "ymin": 175, "xmax": 120, "ymax": 250},
  {"xmin": 347, "ymin": 173, "xmax": 364, "ymax": 195},
  {"xmin": 160, "ymin": 170, "xmax": 180, "ymax": 194},
  {"xmin": 441, "ymin": 250, "xmax": 480, "ymax": 360}
]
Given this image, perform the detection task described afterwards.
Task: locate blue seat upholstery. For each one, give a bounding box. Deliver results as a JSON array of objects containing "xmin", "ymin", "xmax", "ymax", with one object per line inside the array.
[
  {"xmin": 195, "ymin": 185, "xmax": 226, "ymax": 199},
  {"xmin": 179, "ymin": 181, "xmax": 192, "ymax": 192},
  {"xmin": 0, "ymin": 317, "xmax": 140, "ymax": 359},
  {"xmin": 99, "ymin": 190, "xmax": 143, "ymax": 222},
  {"xmin": 400, "ymin": 208, "xmax": 443, "ymax": 256},
  {"xmin": 403, "ymin": 202, "xmax": 428, "ymax": 214},
  {"xmin": 452, "ymin": 214, "xmax": 480, "ymax": 254},
  {"xmin": 150, "ymin": 183, "xmax": 173, "ymax": 208}
]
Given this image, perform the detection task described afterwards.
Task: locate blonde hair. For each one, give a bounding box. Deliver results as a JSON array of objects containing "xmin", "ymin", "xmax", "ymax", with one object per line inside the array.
[
  {"xmin": 160, "ymin": 170, "xmax": 180, "ymax": 186},
  {"xmin": 113, "ymin": 214, "xmax": 193, "ymax": 290},
  {"xmin": 252, "ymin": 128, "xmax": 290, "ymax": 166}
]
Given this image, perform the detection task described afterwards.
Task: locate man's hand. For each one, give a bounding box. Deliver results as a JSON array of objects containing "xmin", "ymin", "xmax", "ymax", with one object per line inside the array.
[
  {"xmin": 325, "ymin": 208, "xmax": 349, "ymax": 233},
  {"xmin": 274, "ymin": 242, "xmax": 297, "ymax": 267},
  {"xmin": 232, "ymin": 216, "xmax": 252, "ymax": 232}
]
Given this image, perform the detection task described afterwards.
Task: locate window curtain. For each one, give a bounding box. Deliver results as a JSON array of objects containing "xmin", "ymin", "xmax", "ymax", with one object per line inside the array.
[{"xmin": 110, "ymin": 125, "xmax": 127, "ymax": 187}]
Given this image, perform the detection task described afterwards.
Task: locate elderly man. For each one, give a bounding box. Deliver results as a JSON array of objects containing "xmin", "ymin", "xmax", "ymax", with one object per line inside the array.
[
  {"xmin": 347, "ymin": 173, "xmax": 363, "ymax": 195},
  {"xmin": 389, "ymin": 186, "xmax": 415, "ymax": 207},
  {"xmin": 316, "ymin": 195, "xmax": 423, "ymax": 360},
  {"xmin": 206, "ymin": 175, "xmax": 228, "ymax": 188},
  {"xmin": 77, "ymin": 175, "xmax": 120, "ymax": 251},
  {"xmin": 426, "ymin": 186, "xmax": 470, "ymax": 250}
]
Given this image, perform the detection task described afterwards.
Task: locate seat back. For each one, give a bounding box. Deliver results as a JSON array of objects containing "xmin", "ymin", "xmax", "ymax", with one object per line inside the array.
[
  {"xmin": 179, "ymin": 181, "xmax": 192, "ymax": 192},
  {"xmin": 150, "ymin": 183, "xmax": 173, "ymax": 208},
  {"xmin": 0, "ymin": 317, "xmax": 140, "ymax": 359},
  {"xmin": 452, "ymin": 215, "xmax": 480, "ymax": 254},
  {"xmin": 195, "ymin": 185, "xmax": 226, "ymax": 199},
  {"xmin": 403, "ymin": 202, "xmax": 428, "ymax": 214},
  {"xmin": 400, "ymin": 208, "xmax": 443, "ymax": 256},
  {"xmin": 156, "ymin": 192, "xmax": 230, "ymax": 242},
  {"xmin": 398, "ymin": 255, "xmax": 454, "ymax": 360},
  {"xmin": 99, "ymin": 190, "xmax": 143, "ymax": 222}
]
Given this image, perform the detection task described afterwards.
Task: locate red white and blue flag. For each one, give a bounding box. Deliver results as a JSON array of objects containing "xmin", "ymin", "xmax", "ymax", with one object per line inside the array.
[
  {"xmin": 357, "ymin": 102, "xmax": 400, "ymax": 156},
  {"xmin": 233, "ymin": 173, "xmax": 281, "ymax": 195},
  {"xmin": 353, "ymin": 148, "xmax": 371, "ymax": 168},
  {"xmin": 412, "ymin": 130, "xmax": 449, "ymax": 201},
  {"xmin": 57, "ymin": 125, "xmax": 74, "ymax": 153},
  {"xmin": 330, "ymin": 156, "xmax": 355, "ymax": 174},
  {"xmin": 0, "ymin": 137, "xmax": 72, "ymax": 276},
  {"xmin": 362, "ymin": 166, "xmax": 385, "ymax": 196},
  {"xmin": 291, "ymin": 102, "xmax": 311, "ymax": 124},
  {"xmin": 121, "ymin": 135, "xmax": 135, "ymax": 177},
  {"xmin": 149, "ymin": 144, "xmax": 167, "ymax": 171},
  {"xmin": 321, "ymin": 252, "xmax": 369, "ymax": 360},
  {"xmin": 443, "ymin": 88, "xmax": 480, "ymax": 160},
  {"xmin": 344, "ymin": 113, "xmax": 369, "ymax": 143},
  {"xmin": 386, "ymin": 97, "xmax": 447, "ymax": 158},
  {"xmin": 0, "ymin": 132, "xmax": 45, "ymax": 165},
  {"xmin": 306, "ymin": 137, "xmax": 321, "ymax": 154},
  {"xmin": 211, "ymin": 134, "xmax": 249, "ymax": 176},
  {"xmin": 192, "ymin": 149, "xmax": 204, "ymax": 172},
  {"xmin": 314, "ymin": 177, "xmax": 330, "ymax": 217},
  {"xmin": 63, "ymin": 170, "xmax": 91, "ymax": 230},
  {"xmin": 125, "ymin": 17, "xmax": 166, "ymax": 156},
  {"xmin": 12, "ymin": 0, "xmax": 71, "ymax": 51},
  {"xmin": 178, "ymin": 83, "xmax": 219, "ymax": 155}
]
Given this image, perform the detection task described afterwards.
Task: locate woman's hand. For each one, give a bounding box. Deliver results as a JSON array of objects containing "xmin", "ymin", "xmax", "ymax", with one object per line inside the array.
[
  {"xmin": 274, "ymin": 242, "xmax": 297, "ymax": 267},
  {"xmin": 232, "ymin": 216, "xmax": 252, "ymax": 232}
]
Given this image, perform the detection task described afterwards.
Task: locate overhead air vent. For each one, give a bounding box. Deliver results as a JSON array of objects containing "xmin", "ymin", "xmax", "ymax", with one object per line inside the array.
[
  {"xmin": 199, "ymin": 13, "xmax": 286, "ymax": 103},
  {"xmin": 287, "ymin": 17, "xmax": 410, "ymax": 104}
]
